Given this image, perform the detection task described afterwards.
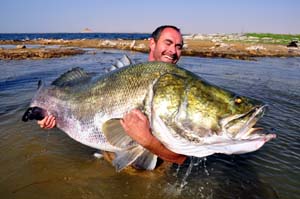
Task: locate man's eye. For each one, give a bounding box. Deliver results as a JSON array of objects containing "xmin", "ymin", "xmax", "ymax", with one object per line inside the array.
[{"xmin": 176, "ymin": 45, "xmax": 183, "ymax": 50}]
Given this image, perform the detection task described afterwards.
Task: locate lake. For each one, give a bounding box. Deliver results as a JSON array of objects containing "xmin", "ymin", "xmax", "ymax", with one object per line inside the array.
[{"xmin": 0, "ymin": 48, "xmax": 299, "ymax": 199}]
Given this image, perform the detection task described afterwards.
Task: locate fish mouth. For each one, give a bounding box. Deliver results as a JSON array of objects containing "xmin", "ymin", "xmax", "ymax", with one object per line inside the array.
[
  {"xmin": 22, "ymin": 106, "xmax": 46, "ymax": 122},
  {"xmin": 222, "ymin": 105, "xmax": 267, "ymax": 139}
]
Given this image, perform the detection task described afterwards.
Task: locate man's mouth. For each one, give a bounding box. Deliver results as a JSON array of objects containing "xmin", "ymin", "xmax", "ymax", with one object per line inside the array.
[{"xmin": 163, "ymin": 54, "xmax": 178, "ymax": 63}]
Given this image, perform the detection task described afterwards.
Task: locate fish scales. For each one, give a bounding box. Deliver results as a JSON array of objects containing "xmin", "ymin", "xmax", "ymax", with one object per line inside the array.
[{"xmin": 23, "ymin": 61, "xmax": 276, "ymax": 171}]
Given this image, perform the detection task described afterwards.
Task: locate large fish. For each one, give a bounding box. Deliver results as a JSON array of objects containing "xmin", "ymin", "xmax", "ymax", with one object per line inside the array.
[{"xmin": 22, "ymin": 61, "xmax": 276, "ymax": 171}]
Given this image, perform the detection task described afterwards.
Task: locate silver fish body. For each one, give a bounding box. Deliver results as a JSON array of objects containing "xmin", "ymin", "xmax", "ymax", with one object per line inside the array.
[{"xmin": 23, "ymin": 61, "xmax": 276, "ymax": 171}]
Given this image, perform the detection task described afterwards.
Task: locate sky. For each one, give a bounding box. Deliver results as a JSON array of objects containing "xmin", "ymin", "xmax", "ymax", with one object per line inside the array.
[{"xmin": 0, "ymin": 0, "xmax": 299, "ymax": 34}]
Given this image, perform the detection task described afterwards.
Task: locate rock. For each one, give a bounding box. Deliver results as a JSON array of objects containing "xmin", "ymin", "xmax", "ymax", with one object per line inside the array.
[
  {"xmin": 102, "ymin": 40, "xmax": 117, "ymax": 47},
  {"xmin": 16, "ymin": 45, "xmax": 26, "ymax": 49},
  {"xmin": 246, "ymin": 45, "xmax": 266, "ymax": 51},
  {"xmin": 130, "ymin": 40, "xmax": 136, "ymax": 49},
  {"xmin": 135, "ymin": 43, "xmax": 146, "ymax": 50},
  {"xmin": 0, "ymin": 48, "xmax": 84, "ymax": 60},
  {"xmin": 287, "ymin": 40, "xmax": 298, "ymax": 47}
]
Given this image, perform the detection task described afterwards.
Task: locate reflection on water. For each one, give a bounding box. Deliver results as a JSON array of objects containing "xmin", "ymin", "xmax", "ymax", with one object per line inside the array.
[{"xmin": 0, "ymin": 50, "xmax": 299, "ymax": 199}]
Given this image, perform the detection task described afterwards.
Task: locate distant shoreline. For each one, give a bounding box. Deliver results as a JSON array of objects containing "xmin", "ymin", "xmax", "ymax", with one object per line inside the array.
[{"xmin": 0, "ymin": 33, "xmax": 299, "ymax": 60}]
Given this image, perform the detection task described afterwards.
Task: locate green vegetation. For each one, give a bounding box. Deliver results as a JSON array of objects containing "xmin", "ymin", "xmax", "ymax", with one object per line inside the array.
[{"xmin": 245, "ymin": 33, "xmax": 300, "ymax": 45}]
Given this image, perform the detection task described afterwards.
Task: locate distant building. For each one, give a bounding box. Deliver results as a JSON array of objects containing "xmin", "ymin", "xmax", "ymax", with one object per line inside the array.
[{"xmin": 81, "ymin": 28, "xmax": 93, "ymax": 33}]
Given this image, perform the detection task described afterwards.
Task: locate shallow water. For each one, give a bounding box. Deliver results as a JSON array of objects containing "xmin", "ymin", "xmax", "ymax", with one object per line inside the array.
[{"xmin": 0, "ymin": 49, "xmax": 299, "ymax": 199}]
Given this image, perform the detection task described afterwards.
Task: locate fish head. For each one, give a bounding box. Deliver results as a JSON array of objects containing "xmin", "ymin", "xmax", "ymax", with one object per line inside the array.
[
  {"xmin": 152, "ymin": 69, "xmax": 276, "ymax": 157},
  {"xmin": 216, "ymin": 91, "xmax": 268, "ymax": 139},
  {"xmin": 173, "ymin": 74, "xmax": 269, "ymax": 139},
  {"xmin": 151, "ymin": 71, "xmax": 273, "ymax": 142},
  {"xmin": 22, "ymin": 80, "xmax": 53, "ymax": 122}
]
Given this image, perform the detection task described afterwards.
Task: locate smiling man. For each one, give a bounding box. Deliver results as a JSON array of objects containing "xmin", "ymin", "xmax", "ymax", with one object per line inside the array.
[{"xmin": 148, "ymin": 25, "xmax": 183, "ymax": 64}]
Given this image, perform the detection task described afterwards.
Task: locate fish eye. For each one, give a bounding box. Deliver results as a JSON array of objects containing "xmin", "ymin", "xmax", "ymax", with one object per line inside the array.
[{"xmin": 234, "ymin": 96, "xmax": 243, "ymax": 105}]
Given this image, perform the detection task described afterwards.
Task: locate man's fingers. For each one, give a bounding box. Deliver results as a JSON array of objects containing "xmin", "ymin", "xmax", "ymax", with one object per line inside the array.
[
  {"xmin": 37, "ymin": 117, "xmax": 45, "ymax": 125},
  {"xmin": 120, "ymin": 119, "xmax": 129, "ymax": 131},
  {"xmin": 130, "ymin": 109, "xmax": 147, "ymax": 121},
  {"xmin": 38, "ymin": 117, "xmax": 46, "ymax": 128},
  {"xmin": 49, "ymin": 116, "xmax": 55, "ymax": 124},
  {"xmin": 43, "ymin": 116, "xmax": 49, "ymax": 126},
  {"xmin": 48, "ymin": 118, "xmax": 56, "ymax": 128},
  {"xmin": 45, "ymin": 116, "xmax": 56, "ymax": 128},
  {"xmin": 37, "ymin": 115, "xmax": 56, "ymax": 129}
]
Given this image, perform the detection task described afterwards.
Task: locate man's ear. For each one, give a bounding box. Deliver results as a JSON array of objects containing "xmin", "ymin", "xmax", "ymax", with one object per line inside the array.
[{"xmin": 149, "ymin": 38, "xmax": 156, "ymax": 51}]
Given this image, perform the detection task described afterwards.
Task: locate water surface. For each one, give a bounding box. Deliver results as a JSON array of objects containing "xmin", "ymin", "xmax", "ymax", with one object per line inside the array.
[{"xmin": 0, "ymin": 50, "xmax": 299, "ymax": 199}]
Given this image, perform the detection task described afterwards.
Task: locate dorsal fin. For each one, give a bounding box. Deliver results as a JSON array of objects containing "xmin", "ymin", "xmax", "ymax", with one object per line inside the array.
[
  {"xmin": 106, "ymin": 54, "xmax": 133, "ymax": 73},
  {"xmin": 119, "ymin": 54, "xmax": 132, "ymax": 66},
  {"xmin": 51, "ymin": 67, "xmax": 90, "ymax": 87}
]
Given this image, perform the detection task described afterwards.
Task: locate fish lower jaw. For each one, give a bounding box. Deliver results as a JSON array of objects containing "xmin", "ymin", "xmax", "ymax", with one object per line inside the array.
[
  {"xmin": 242, "ymin": 131, "xmax": 276, "ymax": 141},
  {"xmin": 224, "ymin": 129, "xmax": 276, "ymax": 144},
  {"xmin": 166, "ymin": 132, "xmax": 276, "ymax": 158}
]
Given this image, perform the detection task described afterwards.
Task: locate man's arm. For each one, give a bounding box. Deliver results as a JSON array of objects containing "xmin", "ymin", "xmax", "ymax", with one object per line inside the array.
[{"xmin": 120, "ymin": 109, "xmax": 187, "ymax": 164}]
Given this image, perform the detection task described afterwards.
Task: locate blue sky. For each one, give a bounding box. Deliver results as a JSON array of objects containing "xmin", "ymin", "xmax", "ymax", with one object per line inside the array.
[{"xmin": 1, "ymin": 0, "xmax": 299, "ymax": 34}]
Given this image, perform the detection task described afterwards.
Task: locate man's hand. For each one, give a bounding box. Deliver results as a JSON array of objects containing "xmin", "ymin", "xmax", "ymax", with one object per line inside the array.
[
  {"xmin": 37, "ymin": 115, "xmax": 56, "ymax": 129},
  {"xmin": 120, "ymin": 109, "xmax": 153, "ymax": 146},
  {"xmin": 120, "ymin": 109, "xmax": 187, "ymax": 164}
]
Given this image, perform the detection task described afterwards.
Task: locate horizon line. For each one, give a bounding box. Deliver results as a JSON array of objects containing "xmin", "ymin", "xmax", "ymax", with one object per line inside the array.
[{"xmin": 0, "ymin": 32, "xmax": 299, "ymax": 35}]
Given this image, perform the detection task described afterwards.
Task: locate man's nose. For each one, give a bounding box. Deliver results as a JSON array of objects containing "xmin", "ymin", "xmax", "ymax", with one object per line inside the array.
[{"xmin": 168, "ymin": 45, "xmax": 177, "ymax": 54}]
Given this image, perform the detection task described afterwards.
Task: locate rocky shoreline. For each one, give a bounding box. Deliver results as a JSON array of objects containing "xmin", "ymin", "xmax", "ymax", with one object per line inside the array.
[
  {"xmin": 0, "ymin": 47, "xmax": 84, "ymax": 60},
  {"xmin": 0, "ymin": 34, "xmax": 299, "ymax": 60}
]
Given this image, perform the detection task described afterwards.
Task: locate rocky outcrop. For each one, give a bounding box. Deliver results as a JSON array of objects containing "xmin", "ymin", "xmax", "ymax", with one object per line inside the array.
[{"xmin": 0, "ymin": 47, "xmax": 84, "ymax": 60}]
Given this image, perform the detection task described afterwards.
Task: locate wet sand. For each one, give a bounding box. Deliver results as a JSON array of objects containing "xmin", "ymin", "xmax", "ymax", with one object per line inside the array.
[{"xmin": 0, "ymin": 38, "xmax": 299, "ymax": 60}]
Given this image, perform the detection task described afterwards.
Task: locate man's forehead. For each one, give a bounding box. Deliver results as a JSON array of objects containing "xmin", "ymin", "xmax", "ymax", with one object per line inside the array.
[
  {"xmin": 161, "ymin": 28, "xmax": 181, "ymax": 36},
  {"xmin": 159, "ymin": 28, "xmax": 183, "ymax": 42}
]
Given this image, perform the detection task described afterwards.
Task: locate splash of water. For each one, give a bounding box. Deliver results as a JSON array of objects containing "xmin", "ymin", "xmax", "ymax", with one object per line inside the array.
[{"xmin": 180, "ymin": 157, "xmax": 195, "ymax": 188}]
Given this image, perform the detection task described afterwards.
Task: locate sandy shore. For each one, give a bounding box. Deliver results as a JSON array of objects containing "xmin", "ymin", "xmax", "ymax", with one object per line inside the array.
[{"xmin": 0, "ymin": 37, "xmax": 299, "ymax": 60}]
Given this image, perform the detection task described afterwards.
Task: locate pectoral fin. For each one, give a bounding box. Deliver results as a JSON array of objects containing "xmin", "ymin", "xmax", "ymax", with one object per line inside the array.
[
  {"xmin": 113, "ymin": 146, "xmax": 158, "ymax": 171},
  {"xmin": 113, "ymin": 145, "xmax": 145, "ymax": 171},
  {"xmin": 103, "ymin": 119, "xmax": 157, "ymax": 171},
  {"xmin": 132, "ymin": 150, "xmax": 157, "ymax": 170},
  {"xmin": 102, "ymin": 119, "xmax": 135, "ymax": 148}
]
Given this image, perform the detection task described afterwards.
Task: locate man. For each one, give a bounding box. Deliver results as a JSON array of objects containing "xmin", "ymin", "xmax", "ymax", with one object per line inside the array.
[{"xmin": 38, "ymin": 25, "xmax": 187, "ymax": 166}]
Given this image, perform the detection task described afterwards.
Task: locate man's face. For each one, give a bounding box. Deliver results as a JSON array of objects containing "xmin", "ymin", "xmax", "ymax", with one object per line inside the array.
[{"xmin": 149, "ymin": 28, "xmax": 183, "ymax": 64}]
